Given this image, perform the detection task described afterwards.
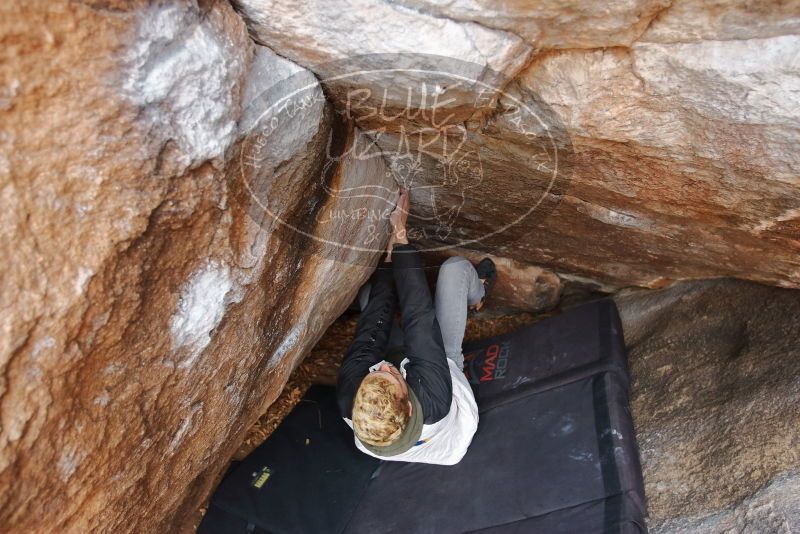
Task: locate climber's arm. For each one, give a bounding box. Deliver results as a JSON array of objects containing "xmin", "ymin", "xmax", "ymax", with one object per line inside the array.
[
  {"xmin": 392, "ymin": 244, "xmax": 452, "ymax": 424},
  {"xmin": 336, "ymin": 264, "xmax": 396, "ymax": 419}
]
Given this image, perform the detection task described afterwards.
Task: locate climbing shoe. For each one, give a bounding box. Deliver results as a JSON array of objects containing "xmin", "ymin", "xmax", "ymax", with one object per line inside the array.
[{"xmin": 471, "ymin": 257, "xmax": 497, "ymax": 313}]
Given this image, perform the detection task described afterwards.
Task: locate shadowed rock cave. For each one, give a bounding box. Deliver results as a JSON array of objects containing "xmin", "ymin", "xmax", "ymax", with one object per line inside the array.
[{"xmin": 1, "ymin": 1, "xmax": 799, "ymax": 533}]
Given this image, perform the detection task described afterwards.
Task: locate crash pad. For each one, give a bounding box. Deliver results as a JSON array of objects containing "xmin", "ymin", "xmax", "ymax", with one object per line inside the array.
[{"xmin": 198, "ymin": 299, "xmax": 647, "ymax": 534}]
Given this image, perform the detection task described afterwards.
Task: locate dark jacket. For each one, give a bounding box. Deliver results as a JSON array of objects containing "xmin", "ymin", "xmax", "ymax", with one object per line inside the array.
[{"xmin": 337, "ymin": 244, "xmax": 453, "ymax": 425}]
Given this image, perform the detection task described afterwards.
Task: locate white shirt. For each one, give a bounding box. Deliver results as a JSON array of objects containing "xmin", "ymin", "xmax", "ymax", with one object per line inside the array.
[{"xmin": 344, "ymin": 358, "xmax": 479, "ymax": 465}]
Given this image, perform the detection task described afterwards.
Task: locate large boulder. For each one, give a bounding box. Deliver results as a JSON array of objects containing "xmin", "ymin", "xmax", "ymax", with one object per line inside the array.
[
  {"xmin": 615, "ymin": 279, "xmax": 800, "ymax": 532},
  {"xmin": 0, "ymin": 1, "xmax": 392, "ymax": 531},
  {"xmin": 232, "ymin": 0, "xmax": 800, "ymax": 289},
  {"xmin": 2, "ymin": 0, "xmax": 799, "ymax": 532}
]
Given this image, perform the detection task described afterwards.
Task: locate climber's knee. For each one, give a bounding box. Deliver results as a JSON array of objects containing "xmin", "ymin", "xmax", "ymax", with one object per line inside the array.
[{"xmin": 440, "ymin": 255, "xmax": 470, "ymax": 271}]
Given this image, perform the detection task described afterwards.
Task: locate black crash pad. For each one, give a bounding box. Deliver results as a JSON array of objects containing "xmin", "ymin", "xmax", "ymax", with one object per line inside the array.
[
  {"xmin": 200, "ymin": 386, "xmax": 380, "ymax": 534},
  {"xmin": 198, "ymin": 299, "xmax": 647, "ymax": 534},
  {"xmin": 461, "ymin": 297, "xmax": 629, "ymax": 404}
]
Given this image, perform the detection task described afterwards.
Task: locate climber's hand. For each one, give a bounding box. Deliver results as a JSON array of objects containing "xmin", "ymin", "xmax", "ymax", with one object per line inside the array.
[
  {"xmin": 390, "ymin": 188, "xmax": 409, "ymax": 242},
  {"xmin": 386, "ymin": 188, "xmax": 409, "ymax": 260}
]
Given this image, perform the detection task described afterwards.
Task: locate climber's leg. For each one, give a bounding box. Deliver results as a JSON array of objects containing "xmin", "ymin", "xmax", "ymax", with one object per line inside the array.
[{"xmin": 435, "ymin": 256, "xmax": 484, "ymax": 369}]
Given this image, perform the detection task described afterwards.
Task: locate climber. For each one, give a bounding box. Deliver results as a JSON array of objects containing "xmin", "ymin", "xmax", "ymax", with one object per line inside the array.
[{"xmin": 336, "ymin": 188, "xmax": 496, "ymax": 465}]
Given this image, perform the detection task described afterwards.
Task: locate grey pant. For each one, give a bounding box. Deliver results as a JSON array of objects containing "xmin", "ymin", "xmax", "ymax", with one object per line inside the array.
[{"xmin": 358, "ymin": 256, "xmax": 485, "ymax": 370}]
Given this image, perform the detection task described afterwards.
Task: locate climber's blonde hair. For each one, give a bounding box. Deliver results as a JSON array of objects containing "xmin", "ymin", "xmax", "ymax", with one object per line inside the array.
[{"xmin": 352, "ymin": 374, "xmax": 409, "ymax": 446}]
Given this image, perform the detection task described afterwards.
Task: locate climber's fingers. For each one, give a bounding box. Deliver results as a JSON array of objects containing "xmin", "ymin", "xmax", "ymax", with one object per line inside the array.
[{"xmin": 391, "ymin": 188, "xmax": 410, "ymax": 229}]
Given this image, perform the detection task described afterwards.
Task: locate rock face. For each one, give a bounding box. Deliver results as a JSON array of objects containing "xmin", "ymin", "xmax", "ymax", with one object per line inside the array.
[
  {"xmin": 615, "ymin": 279, "xmax": 800, "ymax": 532},
  {"xmin": 234, "ymin": 0, "xmax": 800, "ymax": 289},
  {"xmin": 0, "ymin": 1, "xmax": 392, "ymax": 532},
  {"xmin": 2, "ymin": 0, "xmax": 799, "ymax": 532}
]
